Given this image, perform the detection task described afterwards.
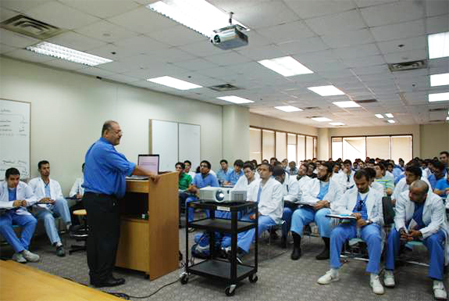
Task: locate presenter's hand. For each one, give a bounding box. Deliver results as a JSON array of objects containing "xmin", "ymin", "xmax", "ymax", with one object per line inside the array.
[{"xmin": 150, "ymin": 174, "xmax": 160, "ymax": 183}]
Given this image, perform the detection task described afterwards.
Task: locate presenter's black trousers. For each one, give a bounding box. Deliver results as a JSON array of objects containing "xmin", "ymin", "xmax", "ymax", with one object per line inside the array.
[{"xmin": 83, "ymin": 192, "xmax": 120, "ymax": 283}]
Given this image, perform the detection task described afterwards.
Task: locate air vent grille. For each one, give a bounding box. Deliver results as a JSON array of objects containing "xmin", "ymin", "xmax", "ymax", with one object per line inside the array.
[
  {"xmin": 0, "ymin": 15, "xmax": 64, "ymax": 39},
  {"xmin": 429, "ymin": 108, "xmax": 447, "ymax": 112},
  {"xmin": 354, "ymin": 99, "xmax": 377, "ymax": 104},
  {"xmin": 303, "ymin": 107, "xmax": 319, "ymax": 110},
  {"xmin": 388, "ymin": 60, "xmax": 427, "ymax": 72},
  {"xmin": 208, "ymin": 84, "xmax": 240, "ymax": 92}
]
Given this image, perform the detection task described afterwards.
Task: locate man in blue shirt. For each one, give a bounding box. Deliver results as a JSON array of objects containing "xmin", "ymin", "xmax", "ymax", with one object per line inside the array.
[
  {"xmin": 434, "ymin": 170, "xmax": 449, "ymax": 200},
  {"xmin": 224, "ymin": 159, "xmax": 244, "ymax": 186},
  {"xmin": 428, "ymin": 160, "xmax": 446, "ymax": 190},
  {"xmin": 185, "ymin": 160, "xmax": 219, "ymax": 224},
  {"xmin": 216, "ymin": 159, "xmax": 231, "ymax": 185},
  {"xmin": 82, "ymin": 120, "xmax": 159, "ymax": 288}
]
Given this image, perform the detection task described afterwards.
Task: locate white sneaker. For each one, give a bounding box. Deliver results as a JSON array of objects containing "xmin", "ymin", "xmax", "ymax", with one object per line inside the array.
[
  {"xmin": 22, "ymin": 250, "xmax": 40, "ymax": 262},
  {"xmin": 433, "ymin": 281, "xmax": 447, "ymax": 300},
  {"xmin": 383, "ymin": 270, "xmax": 395, "ymax": 288},
  {"xmin": 370, "ymin": 273, "xmax": 385, "ymax": 295},
  {"xmin": 12, "ymin": 252, "xmax": 27, "ymax": 263},
  {"xmin": 317, "ymin": 269, "xmax": 339, "ymax": 285}
]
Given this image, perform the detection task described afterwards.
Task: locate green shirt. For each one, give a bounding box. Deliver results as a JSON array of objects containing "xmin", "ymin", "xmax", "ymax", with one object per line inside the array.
[{"xmin": 178, "ymin": 172, "xmax": 192, "ymax": 190}]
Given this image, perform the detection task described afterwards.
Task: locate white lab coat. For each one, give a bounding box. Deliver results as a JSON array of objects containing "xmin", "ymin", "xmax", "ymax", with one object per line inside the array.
[
  {"xmin": 392, "ymin": 177, "xmax": 431, "ymax": 201},
  {"xmin": 0, "ymin": 181, "xmax": 37, "ymax": 215},
  {"xmin": 232, "ymin": 174, "xmax": 259, "ymax": 200},
  {"xmin": 28, "ymin": 177, "xmax": 64, "ymax": 209},
  {"xmin": 335, "ymin": 170, "xmax": 356, "ymax": 192},
  {"xmin": 395, "ymin": 191, "xmax": 449, "ymax": 264},
  {"xmin": 247, "ymin": 178, "xmax": 284, "ymax": 224},
  {"xmin": 69, "ymin": 177, "xmax": 84, "ymax": 198},
  {"xmin": 302, "ymin": 178, "xmax": 343, "ymax": 207},
  {"xmin": 297, "ymin": 176, "xmax": 311, "ymax": 193},
  {"xmin": 332, "ymin": 187, "xmax": 384, "ymax": 226},
  {"xmin": 281, "ymin": 176, "xmax": 301, "ymax": 203},
  {"xmin": 371, "ymin": 182, "xmax": 385, "ymax": 196}
]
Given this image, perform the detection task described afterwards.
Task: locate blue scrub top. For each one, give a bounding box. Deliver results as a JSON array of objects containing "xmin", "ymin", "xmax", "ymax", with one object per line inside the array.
[
  {"xmin": 216, "ymin": 168, "xmax": 231, "ymax": 182},
  {"xmin": 8, "ymin": 188, "xmax": 16, "ymax": 202},
  {"xmin": 193, "ymin": 173, "xmax": 219, "ymax": 189},
  {"xmin": 226, "ymin": 170, "xmax": 244, "ymax": 185},
  {"xmin": 317, "ymin": 181, "xmax": 330, "ymax": 201},
  {"xmin": 352, "ymin": 193, "xmax": 368, "ymax": 221},
  {"xmin": 83, "ymin": 137, "xmax": 136, "ymax": 198},
  {"xmin": 435, "ymin": 178, "xmax": 449, "ymax": 199},
  {"xmin": 410, "ymin": 202, "xmax": 425, "ymax": 230}
]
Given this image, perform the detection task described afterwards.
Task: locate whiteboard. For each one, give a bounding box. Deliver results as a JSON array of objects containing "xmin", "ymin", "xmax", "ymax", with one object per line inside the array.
[
  {"xmin": 0, "ymin": 99, "xmax": 31, "ymax": 179},
  {"xmin": 179, "ymin": 123, "xmax": 201, "ymax": 170},
  {"xmin": 150, "ymin": 120, "xmax": 178, "ymax": 172}
]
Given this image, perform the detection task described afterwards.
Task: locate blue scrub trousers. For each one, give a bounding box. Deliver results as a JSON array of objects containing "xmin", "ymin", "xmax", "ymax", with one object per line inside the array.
[
  {"xmin": 186, "ymin": 196, "xmax": 210, "ymax": 223},
  {"xmin": 290, "ymin": 206, "xmax": 331, "ymax": 238},
  {"xmin": 385, "ymin": 228, "xmax": 445, "ymax": 280},
  {"xmin": 0, "ymin": 210, "xmax": 37, "ymax": 253},
  {"xmin": 330, "ymin": 223, "xmax": 382, "ymax": 274},
  {"xmin": 221, "ymin": 214, "xmax": 276, "ymax": 253},
  {"xmin": 34, "ymin": 197, "xmax": 71, "ymax": 245},
  {"xmin": 282, "ymin": 207, "xmax": 294, "ymax": 237}
]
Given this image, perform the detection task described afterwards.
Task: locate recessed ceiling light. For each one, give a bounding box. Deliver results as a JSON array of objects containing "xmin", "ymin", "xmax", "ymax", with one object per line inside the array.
[
  {"xmin": 430, "ymin": 73, "xmax": 449, "ymax": 87},
  {"xmin": 25, "ymin": 42, "xmax": 112, "ymax": 66},
  {"xmin": 333, "ymin": 101, "xmax": 360, "ymax": 108},
  {"xmin": 308, "ymin": 85, "xmax": 345, "ymax": 96},
  {"xmin": 147, "ymin": 0, "xmax": 247, "ymax": 37},
  {"xmin": 147, "ymin": 76, "xmax": 202, "ymax": 90},
  {"xmin": 217, "ymin": 96, "xmax": 254, "ymax": 104},
  {"xmin": 274, "ymin": 105, "xmax": 303, "ymax": 112},
  {"xmin": 385, "ymin": 113, "xmax": 394, "ymax": 118},
  {"xmin": 429, "ymin": 92, "xmax": 449, "ymax": 102},
  {"xmin": 375, "ymin": 114, "xmax": 384, "ymax": 119},
  {"xmin": 428, "ymin": 31, "xmax": 449, "ymax": 59},
  {"xmin": 312, "ymin": 117, "xmax": 332, "ymax": 122},
  {"xmin": 387, "ymin": 120, "xmax": 396, "ymax": 124},
  {"xmin": 258, "ymin": 56, "xmax": 313, "ymax": 77},
  {"xmin": 329, "ymin": 122, "xmax": 345, "ymax": 126}
]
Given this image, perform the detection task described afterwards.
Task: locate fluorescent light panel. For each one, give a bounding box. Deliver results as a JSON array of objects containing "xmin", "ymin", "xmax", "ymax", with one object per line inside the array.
[
  {"xmin": 329, "ymin": 122, "xmax": 345, "ymax": 126},
  {"xmin": 430, "ymin": 73, "xmax": 449, "ymax": 87},
  {"xmin": 147, "ymin": 76, "xmax": 202, "ymax": 90},
  {"xmin": 274, "ymin": 105, "xmax": 302, "ymax": 112},
  {"xmin": 258, "ymin": 56, "xmax": 313, "ymax": 77},
  {"xmin": 26, "ymin": 42, "xmax": 112, "ymax": 66},
  {"xmin": 387, "ymin": 120, "xmax": 396, "ymax": 124},
  {"xmin": 385, "ymin": 113, "xmax": 394, "ymax": 118},
  {"xmin": 333, "ymin": 101, "xmax": 360, "ymax": 108},
  {"xmin": 147, "ymin": 0, "xmax": 247, "ymax": 37},
  {"xmin": 312, "ymin": 117, "xmax": 332, "ymax": 122},
  {"xmin": 428, "ymin": 31, "xmax": 449, "ymax": 59},
  {"xmin": 308, "ymin": 85, "xmax": 345, "ymax": 96},
  {"xmin": 375, "ymin": 114, "xmax": 384, "ymax": 119},
  {"xmin": 217, "ymin": 96, "xmax": 254, "ymax": 104},
  {"xmin": 429, "ymin": 92, "xmax": 449, "ymax": 102}
]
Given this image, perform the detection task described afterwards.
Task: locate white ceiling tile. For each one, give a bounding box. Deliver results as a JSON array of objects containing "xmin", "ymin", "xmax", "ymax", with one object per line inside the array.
[
  {"xmin": 321, "ymin": 29, "xmax": 375, "ymax": 48},
  {"xmin": 383, "ymin": 49, "xmax": 427, "ymax": 63},
  {"xmin": 46, "ymin": 31, "xmax": 106, "ymax": 51},
  {"xmin": 75, "ymin": 20, "xmax": 138, "ymax": 43},
  {"xmin": 317, "ymin": 69, "xmax": 355, "ymax": 79},
  {"xmin": 0, "ymin": 7, "xmax": 17, "ymax": 22},
  {"xmin": 172, "ymin": 58, "xmax": 220, "ymax": 71},
  {"xmin": 426, "ymin": 0, "xmax": 449, "ymax": 17},
  {"xmin": 178, "ymin": 41, "xmax": 225, "ymax": 57},
  {"xmin": 257, "ymin": 21, "xmax": 316, "ymax": 44},
  {"xmin": 41, "ymin": 58, "xmax": 86, "ymax": 70},
  {"xmin": 305, "ymin": 9, "xmax": 366, "ymax": 35},
  {"xmin": 86, "ymin": 44, "xmax": 141, "ymax": 60},
  {"xmin": 360, "ymin": 1, "xmax": 424, "ymax": 27},
  {"xmin": 4, "ymin": 49, "xmax": 54, "ymax": 63},
  {"xmin": 203, "ymin": 51, "xmax": 252, "ymax": 66},
  {"xmin": 376, "ymin": 36, "xmax": 426, "ymax": 54},
  {"xmin": 277, "ymin": 37, "xmax": 329, "ymax": 55},
  {"xmin": 148, "ymin": 47, "xmax": 197, "ymax": 62},
  {"xmin": 0, "ymin": 43, "xmax": 16, "ymax": 54},
  {"xmin": 284, "ymin": 0, "xmax": 356, "ymax": 19},
  {"xmin": 24, "ymin": 1, "xmax": 100, "ymax": 30},
  {"xmin": 294, "ymin": 49, "xmax": 339, "ymax": 64},
  {"xmin": 103, "ymin": 73, "xmax": 141, "ymax": 84},
  {"xmin": 353, "ymin": 64, "xmax": 391, "ymax": 75},
  {"xmin": 426, "ymin": 15, "xmax": 449, "ymax": 34},
  {"xmin": 108, "ymin": 7, "xmax": 178, "ymax": 34},
  {"xmin": 77, "ymin": 67, "xmax": 117, "ymax": 78},
  {"xmin": 59, "ymin": 0, "xmax": 141, "ymax": 19},
  {"xmin": 237, "ymin": 44, "xmax": 286, "ymax": 61},
  {"xmin": 0, "ymin": 28, "xmax": 40, "ymax": 48},
  {"xmin": 0, "ymin": 0, "xmax": 53, "ymax": 13},
  {"xmin": 115, "ymin": 35, "xmax": 170, "ymax": 53},
  {"xmin": 333, "ymin": 43, "xmax": 380, "ymax": 59},
  {"xmin": 344, "ymin": 55, "xmax": 386, "ymax": 68},
  {"xmin": 370, "ymin": 19, "xmax": 425, "ymax": 42},
  {"xmin": 96, "ymin": 61, "xmax": 137, "ymax": 74},
  {"xmin": 146, "ymin": 26, "xmax": 207, "ymax": 47}
]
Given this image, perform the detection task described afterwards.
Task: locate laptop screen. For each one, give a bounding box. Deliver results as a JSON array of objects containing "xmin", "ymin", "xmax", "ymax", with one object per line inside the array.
[{"xmin": 138, "ymin": 154, "xmax": 159, "ymax": 174}]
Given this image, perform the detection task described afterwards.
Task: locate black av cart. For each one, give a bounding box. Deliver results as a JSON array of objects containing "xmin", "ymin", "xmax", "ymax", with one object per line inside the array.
[{"xmin": 180, "ymin": 201, "xmax": 259, "ymax": 296}]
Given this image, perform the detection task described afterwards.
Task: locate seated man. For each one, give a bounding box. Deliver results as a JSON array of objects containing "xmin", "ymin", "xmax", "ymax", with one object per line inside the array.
[
  {"xmin": 336, "ymin": 159, "xmax": 355, "ymax": 192},
  {"xmin": 224, "ymin": 159, "xmax": 244, "ymax": 186},
  {"xmin": 384, "ymin": 180, "xmax": 448, "ymax": 299},
  {"xmin": 0, "ymin": 168, "xmax": 40, "ymax": 263},
  {"xmin": 271, "ymin": 166, "xmax": 301, "ymax": 248},
  {"xmin": 233, "ymin": 161, "xmax": 258, "ymax": 192},
  {"xmin": 288, "ymin": 161, "xmax": 298, "ymax": 176},
  {"xmin": 185, "ymin": 160, "xmax": 219, "ymax": 224},
  {"xmin": 290, "ymin": 162, "xmax": 343, "ymax": 261},
  {"xmin": 184, "ymin": 160, "xmax": 197, "ymax": 180},
  {"xmin": 28, "ymin": 160, "xmax": 72, "ymax": 257},
  {"xmin": 297, "ymin": 163, "xmax": 311, "ymax": 191},
  {"xmin": 176, "ymin": 161, "xmax": 192, "ymax": 227},
  {"xmin": 365, "ymin": 167, "xmax": 384, "ymax": 196},
  {"xmin": 428, "ymin": 160, "xmax": 446, "ymax": 190},
  {"xmin": 69, "ymin": 163, "xmax": 85, "ymax": 226},
  {"xmin": 216, "ymin": 159, "xmax": 231, "ymax": 185},
  {"xmin": 374, "ymin": 162, "xmax": 394, "ymax": 196},
  {"xmin": 392, "ymin": 165, "xmax": 430, "ymax": 205},
  {"xmin": 318, "ymin": 170, "xmax": 385, "ymax": 295},
  {"xmin": 434, "ymin": 169, "xmax": 449, "ymax": 200},
  {"xmin": 221, "ymin": 163, "xmax": 283, "ymax": 257}
]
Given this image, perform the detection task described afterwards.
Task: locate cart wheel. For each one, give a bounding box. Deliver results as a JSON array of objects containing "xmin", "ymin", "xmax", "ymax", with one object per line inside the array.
[
  {"xmin": 225, "ymin": 284, "xmax": 236, "ymax": 296},
  {"xmin": 249, "ymin": 274, "xmax": 258, "ymax": 283},
  {"xmin": 180, "ymin": 273, "xmax": 189, "ymax": 285}
]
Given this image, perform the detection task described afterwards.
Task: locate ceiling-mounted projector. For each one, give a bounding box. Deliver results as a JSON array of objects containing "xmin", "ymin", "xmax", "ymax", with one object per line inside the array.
[{"xmin": 211, "ymin": 24, "xmax": 248, "ymax": 50}]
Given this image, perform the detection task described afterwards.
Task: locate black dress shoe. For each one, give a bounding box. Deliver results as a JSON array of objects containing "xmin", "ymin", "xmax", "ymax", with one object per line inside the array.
[{"xmin": 92, "ymin": 277, "xmax": 125, "ymax": 288}]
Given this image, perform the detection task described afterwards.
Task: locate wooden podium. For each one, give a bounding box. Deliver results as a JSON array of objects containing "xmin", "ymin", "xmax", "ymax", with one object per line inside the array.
[{"xmin": 115, "ymin": 172, "xmax": 179, "ymax": 280}]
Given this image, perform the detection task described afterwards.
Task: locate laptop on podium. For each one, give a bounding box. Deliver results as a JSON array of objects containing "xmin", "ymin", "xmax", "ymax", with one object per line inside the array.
[{"xmin": 126, "ymin": 154, "xmax": 160, "ymax": 180}]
